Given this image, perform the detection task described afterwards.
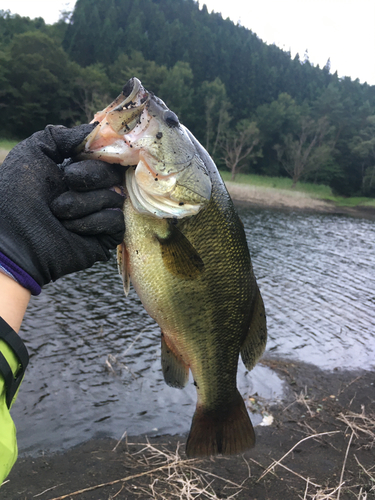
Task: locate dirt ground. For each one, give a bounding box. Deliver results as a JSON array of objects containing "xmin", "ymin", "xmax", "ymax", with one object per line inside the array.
[
  {"xmin": 2, "ymin": 357, "xmax": 374, "ymax": 500},
  {"xmin": 226, "ymin": 182, "xmax": 375, "ymax": 221}
]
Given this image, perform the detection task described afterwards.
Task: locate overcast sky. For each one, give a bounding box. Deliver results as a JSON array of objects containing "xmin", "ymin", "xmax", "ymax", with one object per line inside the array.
[{"xmin": 2, "ymin": 0, "xmax": 374, "ymax": 85}]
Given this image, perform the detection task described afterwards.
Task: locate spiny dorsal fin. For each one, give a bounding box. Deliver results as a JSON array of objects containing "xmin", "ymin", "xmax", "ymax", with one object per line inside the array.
[
  {"xmin": 156, "ymin": 226, "xmax": 204, "ymax": 279},
  {"xmin": 161, "ymin": 332, "xmax": 189, "ymax": 389},
  {"xmin": 241, "ymin": 286, "xmax": 267, "ymax": 370}
]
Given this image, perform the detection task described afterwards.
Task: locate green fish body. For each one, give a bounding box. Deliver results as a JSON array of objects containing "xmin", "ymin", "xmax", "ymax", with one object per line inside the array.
[
  {"xmin": 78, "ymin": 78, "xmax": 267, "ymax": 457},
  {"xmin": 121, "ymin": 131, "xmax": 267, "ymax": 457}
]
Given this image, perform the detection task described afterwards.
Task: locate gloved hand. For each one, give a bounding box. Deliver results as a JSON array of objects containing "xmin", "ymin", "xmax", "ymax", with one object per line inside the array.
[{"xmin": 0, "ymin": 124, "xmax": 125, "ymax": 294}]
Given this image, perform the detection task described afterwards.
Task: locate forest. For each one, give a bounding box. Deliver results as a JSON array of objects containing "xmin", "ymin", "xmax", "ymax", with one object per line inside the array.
[{"xmin": 0, "ymin": 0, "xmax": 375, "ymax": 196}]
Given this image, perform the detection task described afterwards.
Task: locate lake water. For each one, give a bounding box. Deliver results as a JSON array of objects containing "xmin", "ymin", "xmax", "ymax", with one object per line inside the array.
[{"xmin": 12, "ymin": 206, "xmax": 375, "ymax": 454}]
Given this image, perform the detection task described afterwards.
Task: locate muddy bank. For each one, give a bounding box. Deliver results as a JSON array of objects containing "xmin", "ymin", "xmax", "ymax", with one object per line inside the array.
[
  {"xmin": 226, "ymin": 181, "xmax": 375, "ymax": 221},
  {"xmin": 3, "ymin": 358, "xmax": 374, "ymax": 500}
]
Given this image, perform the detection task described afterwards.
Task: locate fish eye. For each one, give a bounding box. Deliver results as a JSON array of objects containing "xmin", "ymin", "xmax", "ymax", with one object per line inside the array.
[{"xmin": 164, "ymin": 111, "xmax": 179, "ymax": 128}]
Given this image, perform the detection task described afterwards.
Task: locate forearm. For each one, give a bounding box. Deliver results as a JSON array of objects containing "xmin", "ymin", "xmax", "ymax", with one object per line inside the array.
[
  {"xmin": 0, "ymin": 273, "xmax": 31, "ymax": 332},
  {"xmin": 0, "ymin": 273, "xmax": 30, "ymax": 485}
]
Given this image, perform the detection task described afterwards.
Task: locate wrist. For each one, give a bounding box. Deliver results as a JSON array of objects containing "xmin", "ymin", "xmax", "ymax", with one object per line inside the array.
[
  {"xmin": 0, "ymin": 273, "xmax": 30, "ymax": 332},
  {"xmin": 0, "ymin": 250, "xmax": 41, "ymax": 296}
]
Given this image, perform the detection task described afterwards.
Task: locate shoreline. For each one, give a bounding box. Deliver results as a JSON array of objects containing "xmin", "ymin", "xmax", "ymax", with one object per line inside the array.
[
  {"xmin": 1, "ymin": 144, "xmax": 374, "ymax": 221},
  {"xmin": 4, "ymin": 358, "xmax": 375, "ymax": 499},
  {"xmin": 226, "ymin": 181, "xmax": 375, "ymax": 220}
]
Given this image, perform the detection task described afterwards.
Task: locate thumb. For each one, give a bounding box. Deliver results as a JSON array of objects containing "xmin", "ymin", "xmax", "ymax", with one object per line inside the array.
[{"xmin": 28, "ymin": 124, "xmax": 97, "ymax": 164}]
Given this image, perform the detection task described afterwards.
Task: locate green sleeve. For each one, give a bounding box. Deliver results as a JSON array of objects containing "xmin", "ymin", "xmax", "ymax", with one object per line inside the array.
[{"xmin": 0, "ymin": 340, "xmax": 20, "ymax": 485}]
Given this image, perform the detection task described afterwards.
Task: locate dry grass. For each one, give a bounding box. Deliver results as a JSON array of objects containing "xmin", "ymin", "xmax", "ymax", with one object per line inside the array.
[
  {"xmin": 33, "ymin": 405, "xmax": 375, "ymax": 500},
  {"xmin": 47, "ymin": 440, "xmax": 250, "ymax": 500},
  {"xmin": 256, "ymin": 406, "xmax": 375, "ymax": 500},
  {"xmin": 337, "ymin": 406, "xmax": 375, "ymax": 449}
]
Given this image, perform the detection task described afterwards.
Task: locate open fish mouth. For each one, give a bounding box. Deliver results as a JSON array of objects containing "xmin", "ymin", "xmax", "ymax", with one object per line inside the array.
[
  {"xmin": 77, "ymin": 77, "xmax": 212, "ymax": 219},
  {"xmin": 76, "ymin": 78, "xmax": 150, "ymax": 161}
]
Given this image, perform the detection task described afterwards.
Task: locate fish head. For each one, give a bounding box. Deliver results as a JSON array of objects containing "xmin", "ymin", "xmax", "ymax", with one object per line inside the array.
[{"xmin": 77, "ymin": 78, "xmax": 212, "ymax": 219}]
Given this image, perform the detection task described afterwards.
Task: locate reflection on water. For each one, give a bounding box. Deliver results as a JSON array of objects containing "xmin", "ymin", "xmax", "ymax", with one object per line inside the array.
[{"xmin": 12, "ymin": 207, "xmax": 375, "ymax": 454}]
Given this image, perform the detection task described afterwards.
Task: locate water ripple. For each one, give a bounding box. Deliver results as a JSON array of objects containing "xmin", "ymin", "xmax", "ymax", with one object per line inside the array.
[
  {"xmin": 239, "ymin": 207, "xmax": 375, "ymax": 371},
  {"xmin": 12, "ymin": 208, "xmax": 374, "ymax": 454}
]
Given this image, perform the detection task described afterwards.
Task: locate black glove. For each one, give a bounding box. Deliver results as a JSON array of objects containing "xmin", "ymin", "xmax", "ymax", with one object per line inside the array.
[{"xmin": 0, "ymin": 124, "xmax": 125, "ymax": 293}]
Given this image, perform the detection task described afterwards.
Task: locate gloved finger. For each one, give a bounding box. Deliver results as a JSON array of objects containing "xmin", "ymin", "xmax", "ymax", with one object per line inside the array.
[
  {"xmin": 61, "ymin": 210, "xmax": 125, "ymax": 238},
  {"xmin": 51, "ymin": 189, "xmax": 124, "ymax": 220},
  {"xmin": 28, "ymin": 124, "xmax": 97, "ymax": 164},
  {"xmin": 64, "ymin": 160, "xmax": 126, "ymax": 191},
  {"xmin": 97, "ymin": 232, "xmax": 125, "ymax": 250}
]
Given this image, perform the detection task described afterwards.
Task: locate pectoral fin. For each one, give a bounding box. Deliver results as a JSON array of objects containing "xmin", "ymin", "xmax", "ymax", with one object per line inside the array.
[
  {"xmin": 240, "ymin": 287, "xmax": 267, "ymax": 370},
  {"xmin": 161, "ymin": 332, "xmax": 189, "ymax": 388},
  {"xmin": 156, "ymin": 226, "xmax": 204, "ymax": 279},
  {"xmin": 117, "ymin": 242, "xmax": 130, "ymax": 296}
]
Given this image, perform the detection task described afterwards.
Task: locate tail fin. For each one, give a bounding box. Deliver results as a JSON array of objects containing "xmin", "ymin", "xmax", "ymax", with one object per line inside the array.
[{"xmin": 185, "ymin": 390, "xmax": 255, "ymax": 458}]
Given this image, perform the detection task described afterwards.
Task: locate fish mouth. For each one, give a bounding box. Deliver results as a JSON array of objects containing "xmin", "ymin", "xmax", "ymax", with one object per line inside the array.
[
  {"xmin": 76, "ymin": 77, "xmax": 212, "ymax": 218},
  {"xmin": 75, "ymin": 77, "xmax": 150, "ymax": 162}
]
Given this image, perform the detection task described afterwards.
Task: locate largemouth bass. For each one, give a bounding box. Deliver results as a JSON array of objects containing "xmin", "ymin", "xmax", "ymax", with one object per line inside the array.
[{"xmin": 78, "ymin": 78, "xmax": 267, "ymax": 457}]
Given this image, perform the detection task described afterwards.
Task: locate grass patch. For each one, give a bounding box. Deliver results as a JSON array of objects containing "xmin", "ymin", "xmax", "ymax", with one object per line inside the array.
[
  {"xmin": 0, "ymin": 138, "xmax": 19, "ymax": 150},
  {"xmin": 334, "ymin": 196, "xmax": 375, "ymax": 208},
  {"xmin": 0, "ymin": 139, "xmax": 19, "ymax": 164}
]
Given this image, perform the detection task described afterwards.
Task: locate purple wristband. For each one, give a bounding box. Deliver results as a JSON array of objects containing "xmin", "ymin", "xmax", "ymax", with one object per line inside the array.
[{"xmin": 0, "ymin": 251, "xmax": 41, "ymax": 296}]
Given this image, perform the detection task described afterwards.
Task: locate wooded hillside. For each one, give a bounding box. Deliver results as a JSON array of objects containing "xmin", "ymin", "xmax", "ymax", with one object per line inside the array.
[{"xmin": 1, "ymin": 0, "xmax": 374, "ymax": 196}]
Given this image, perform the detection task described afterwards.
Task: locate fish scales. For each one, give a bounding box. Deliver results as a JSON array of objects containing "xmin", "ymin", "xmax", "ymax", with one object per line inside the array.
[
  {"xmin": 123, "ymin": 139, "xmax": 262, "ymax": 456},
  {"xmin": 77, "ymin": 78, "xmax": 267, "ymax": 458}
]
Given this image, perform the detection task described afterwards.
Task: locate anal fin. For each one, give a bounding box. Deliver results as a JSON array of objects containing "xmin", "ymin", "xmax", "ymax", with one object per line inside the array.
[
  {"xmin": 241, "ymin": 286, "xmax": 267, "ymax": 370},
  {"xmin": 161, "ymin": 332, "xmax": 189, "ymax": 389}
]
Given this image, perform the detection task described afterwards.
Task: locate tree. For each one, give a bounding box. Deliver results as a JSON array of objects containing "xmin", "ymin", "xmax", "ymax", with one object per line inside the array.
[
  {"xmin": 107, "ymin": 51, "xmax": 169, "ymax": 96},
  {"xmin": 220, "ymin": 119, "xmax": 262, "ymax": 181},
  {"xmin": 158, "ymin": 61, "xmax": 194, "ymax": 125},
  {"xmin": 274, "ymin": 116, "xmax": 334, "ymax": 187},
  {"xmin": 200, "ymin": 78, "xmax": 231, "ymax": 157},
  {"xmin": 349, "ymin": 115, "xmax": 375, "ymax": 195},
  {"xmin": 70, "ymin": 63, "xmax": 112, "ymax": 123},
  {"xmin": 0, "ymin": 10, "xmax": 47, "ymax": 47},
  {"xmin": 0, "ymin": 0, "xmax": 374, "ymax": 200},
  {"xmin": 255, "ymin": 93, "xmax": 305, "ymax": 176},
  {"xmin": 2, "ymin": 31, "xmax": 78, "ymax": 137}
]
